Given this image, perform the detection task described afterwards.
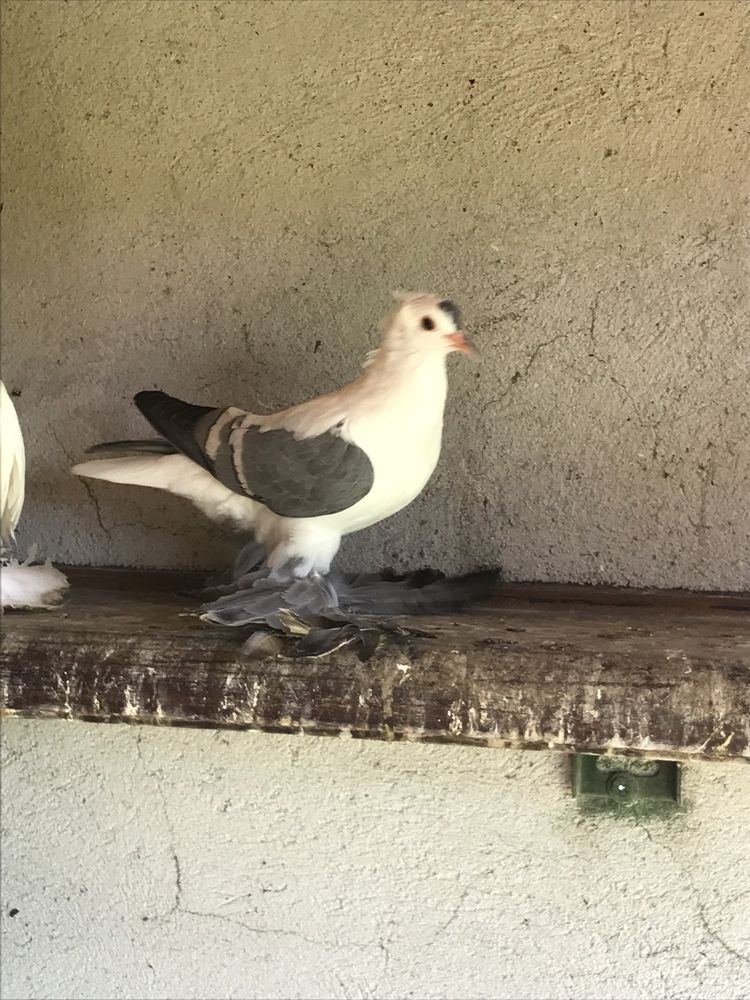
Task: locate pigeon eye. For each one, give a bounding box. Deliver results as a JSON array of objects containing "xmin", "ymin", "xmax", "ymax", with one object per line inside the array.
[{"xmin": 420, "ymin": 316, "xmax": 435, "ymax": 331}]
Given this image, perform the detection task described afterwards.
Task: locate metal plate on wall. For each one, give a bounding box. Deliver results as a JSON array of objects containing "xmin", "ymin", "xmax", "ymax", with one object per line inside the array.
[{"xmin": 572, "ymin": 754, "xmax": 682, "ymax": 816}]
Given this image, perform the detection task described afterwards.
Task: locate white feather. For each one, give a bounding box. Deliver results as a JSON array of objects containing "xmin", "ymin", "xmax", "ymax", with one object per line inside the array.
[
  {"xmin": 0, "ymin": 381, "xmax": 26, "ymax": 544},
  {"xmin": 1, "ymin": 380, "xmax": 71, "ymax": 608},
  {"xmin": 71, "ymin": 453, "xmax": 260, "ymax": 529},
  {"xmin": 1, "ymin": 555, "xmax": 70, "ymax": 609}
]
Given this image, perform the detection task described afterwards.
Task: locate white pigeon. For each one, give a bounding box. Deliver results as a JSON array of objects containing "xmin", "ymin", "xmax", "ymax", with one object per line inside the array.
[
  {"xmin": 1, "ymin": 381, "xmax": 70, "ymax": 608},
  {"xmin": 72, "ymin": 293, "xmax": 474, "ymax": 579},
  {"xmin": 1, "ymin": 381, "xmax": 25, "ymax": 543}
]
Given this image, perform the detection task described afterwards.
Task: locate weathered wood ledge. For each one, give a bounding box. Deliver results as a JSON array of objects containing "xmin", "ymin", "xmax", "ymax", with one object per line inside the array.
[{"xmin": 1, "ymin": 568, "xmax": 748, "ymax": 761}]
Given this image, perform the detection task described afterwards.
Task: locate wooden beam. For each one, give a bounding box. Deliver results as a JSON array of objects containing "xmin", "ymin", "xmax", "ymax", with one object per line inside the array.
[{"xmin": 2, "ymin": 569, "xmax": 748, "ymax": 761}]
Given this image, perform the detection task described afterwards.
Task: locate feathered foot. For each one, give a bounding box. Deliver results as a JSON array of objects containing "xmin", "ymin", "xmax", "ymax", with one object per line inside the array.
[{"xmin": 198, "ymin": 554, "xmax": 500, "ymax": 660}]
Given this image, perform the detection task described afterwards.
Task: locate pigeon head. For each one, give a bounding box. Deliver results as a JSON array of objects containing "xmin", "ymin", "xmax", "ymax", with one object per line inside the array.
[{"xmin": 380, "ymin": 292, "xmax": 474, "ymax": 358}]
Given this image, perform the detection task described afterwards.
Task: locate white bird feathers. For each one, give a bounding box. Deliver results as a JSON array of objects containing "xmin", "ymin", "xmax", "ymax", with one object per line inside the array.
[
  {"xmin": 1, "ymin": 381, "xmax": 70, "ymax": 609},
  {"xmin": 1, "ymin": 380, "xmax": 25, "ymax": 543},
  {"xmin": 73, "ymin": 293, "xmax": 474, "ymax": 579}
]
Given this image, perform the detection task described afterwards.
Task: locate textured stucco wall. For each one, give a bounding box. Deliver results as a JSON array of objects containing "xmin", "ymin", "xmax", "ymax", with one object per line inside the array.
[
  {"xmin": 1, "ymin": 0, "xmax": 748, "ymax": 589},
  {"xmin": 2, "ymin": 719, "xmax": 749, "ymax": 1000}
]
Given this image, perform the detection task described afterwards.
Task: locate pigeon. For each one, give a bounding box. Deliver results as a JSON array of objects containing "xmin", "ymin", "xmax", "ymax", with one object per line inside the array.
[
  {"xmin": 1, "ymin": 381, "xmax": 70, "ymax": 609},
  {"xmin": 73, "ymin": 292, "xmax": 474, "ymax": 579},
  {"xmin": 72, "ymin": 292, "xmax": 497, "ymax": 644}
]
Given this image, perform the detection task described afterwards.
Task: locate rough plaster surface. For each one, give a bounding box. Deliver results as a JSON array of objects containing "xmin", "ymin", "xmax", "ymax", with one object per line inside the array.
[
  {"xmin": 1, "ymin": 720, "xmax": 749, "ymax": 1000},
  {"xmin": 1, "ymin": 1, "xmax": 749, "ymax": 589}
]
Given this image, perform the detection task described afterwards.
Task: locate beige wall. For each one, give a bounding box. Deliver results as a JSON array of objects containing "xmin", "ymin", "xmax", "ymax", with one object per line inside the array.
[
  {"xmin": 2, "ymin": 720, "xmax": 750, "ymax": 1000},
  {"xmin": 1, "ymin": 0, "xmax": 748, "ymax": 589}
]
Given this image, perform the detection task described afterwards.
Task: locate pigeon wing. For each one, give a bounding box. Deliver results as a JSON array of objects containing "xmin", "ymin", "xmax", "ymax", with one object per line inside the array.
[{"xmin": 134, "ymin": 390, "xmax": 374, "ymax": 518}]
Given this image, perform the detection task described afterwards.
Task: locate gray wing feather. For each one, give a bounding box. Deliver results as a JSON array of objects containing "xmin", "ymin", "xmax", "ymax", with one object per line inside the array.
[
  {"xmin": 234, "ymin": 425, "xmax": 374, "ymax": 518},
  {"xmin": 85, "ymin": 439, "xmax": 177, "ymax": 455}
]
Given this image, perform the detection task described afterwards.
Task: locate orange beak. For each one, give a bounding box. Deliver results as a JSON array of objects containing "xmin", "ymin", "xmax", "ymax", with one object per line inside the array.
[{"xmin": 446, "ymin": 331, "xmax": 476, "ymax": 355}]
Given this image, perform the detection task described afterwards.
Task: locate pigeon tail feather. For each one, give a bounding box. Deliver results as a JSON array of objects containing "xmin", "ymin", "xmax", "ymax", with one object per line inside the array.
[{"xmin": 72, "ymin": 454, "xmax": 259, "ymax": 529}]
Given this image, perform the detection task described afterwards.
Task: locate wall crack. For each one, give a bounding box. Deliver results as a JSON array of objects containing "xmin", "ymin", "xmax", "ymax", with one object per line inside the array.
[{"xmin": 634, "ymin": 815, "xmax": 749, "ymax": 966}]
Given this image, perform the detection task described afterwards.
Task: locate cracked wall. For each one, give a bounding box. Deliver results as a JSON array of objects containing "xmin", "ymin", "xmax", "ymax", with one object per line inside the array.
[
  {"xmin": 1, "ymin": 0, "xmax": 748, "ymax": 589},
  {"xmin": 2, "ymin": 719, "xmax": 749, "ymax": 1000}
]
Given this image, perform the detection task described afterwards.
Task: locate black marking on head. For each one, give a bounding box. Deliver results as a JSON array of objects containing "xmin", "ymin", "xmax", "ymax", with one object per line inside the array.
[
  {"xmin": 420, "ymin": 316, "xmax": 435, "ymax": 331},
  {"xmin": 438, "ymin": 300, "xmax": 462, "ymax": 327}
]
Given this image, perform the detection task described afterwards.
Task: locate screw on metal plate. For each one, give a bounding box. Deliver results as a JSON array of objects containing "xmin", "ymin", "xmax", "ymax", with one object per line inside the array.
[{"xmin": 572, "ymin": 754, "xmax": 682, "ymax": 816}]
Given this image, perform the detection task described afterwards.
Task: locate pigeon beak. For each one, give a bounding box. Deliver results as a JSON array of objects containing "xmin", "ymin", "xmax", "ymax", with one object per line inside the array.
[{"xmin": 446, "ymin": 331, "xmax": 476, "ymax": 355}]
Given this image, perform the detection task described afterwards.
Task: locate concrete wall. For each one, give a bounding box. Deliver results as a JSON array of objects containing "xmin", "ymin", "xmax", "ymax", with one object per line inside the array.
[
  {"xmin": 1, "ymin": 719, "xmax": 749, "ymax": 1000},
  {"xmin": 1, "ymin": 0, "xmax": 748, "ymax": 590}
]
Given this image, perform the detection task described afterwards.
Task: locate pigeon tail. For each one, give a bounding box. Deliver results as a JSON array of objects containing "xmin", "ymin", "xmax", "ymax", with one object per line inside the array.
[{"xmin": 72, "ymin": 453, "xmax": 259, "ymax": 530}]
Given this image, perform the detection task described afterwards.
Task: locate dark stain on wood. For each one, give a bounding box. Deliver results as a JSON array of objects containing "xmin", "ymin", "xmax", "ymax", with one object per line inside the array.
[{"xmin": 1, "ymin": 569, "xmax": 748, "ymax": 761}]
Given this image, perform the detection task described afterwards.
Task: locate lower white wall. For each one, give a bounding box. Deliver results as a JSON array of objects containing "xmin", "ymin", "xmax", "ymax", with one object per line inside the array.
[{"xmin": 1, "ymin": 719, "xmax": 749, "ymax": 1000}]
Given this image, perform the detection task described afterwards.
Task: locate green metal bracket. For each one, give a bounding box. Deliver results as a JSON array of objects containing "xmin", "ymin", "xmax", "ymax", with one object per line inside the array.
[{"xmin": 572, "ymin": 753, "xmax": 682, "ymax": 816}]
